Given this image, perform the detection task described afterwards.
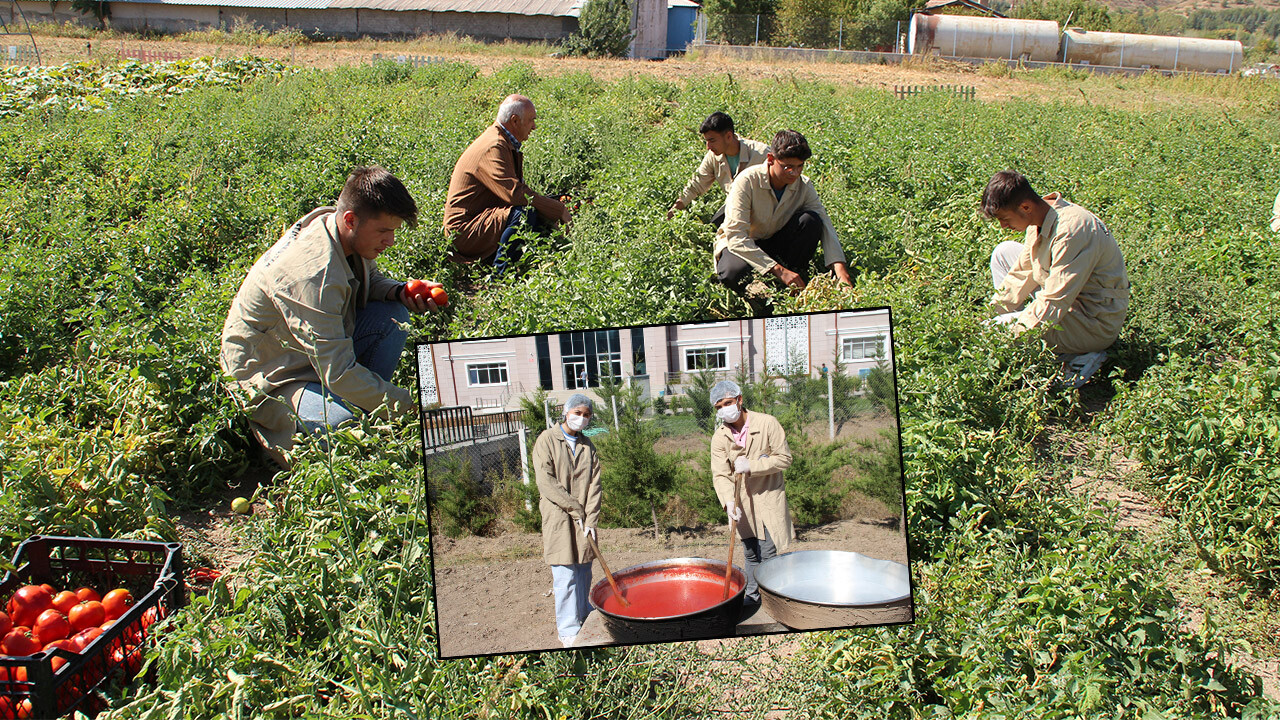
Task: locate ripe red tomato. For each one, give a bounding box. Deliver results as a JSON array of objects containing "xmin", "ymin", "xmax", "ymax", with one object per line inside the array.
[
  {"xmin": 1, "ymin": 627, "xmax": 40, "ymax": 656},
  {"xmin": 68, "ymin": 601, "xmax": 105, "ymax": 633},
  {"xmin": 429, "ymin": 286, "xmax": 449, "ymax": 307},
  {"xmin": 101, "ymin": 589, "xmax": 134, "ymax": 622},
  {"xmin": 50, "ymin": 591, "xmax": 78, "ymax": 617},
  {"xmin": 140, "ymin": 607, "xmax": 160, "ymax": 629},
  {"xmin": 109, "ymin": 644, "xmax": 143, "ymax": 679},
  {"xmin": 0, "ymin": 611, "xmax": 10, "ymax": 637},
  {"xmin": 32, "ymin": 609, "xmax": 70, "ymax": 645},
  {"xmin": 0, "ymin": 696, "xmax": 33, "ymax": 720},
  {"xmin": 73, "ymin": 587, "xmax": 101, "ymax": 604},
  {"xmin": 70, "ymin": 626, "xmax": 103, "ymax": 652},
  {"xmin": 42, "ymin": 638, "xmax": 76, "ymax": 673},
  {"xmin": 405, "ymin": 279, "xmax": 429, "ymax": 300},
  {"xmin": 6, "ymin": 586, "xmax": 53, "ymax": 628},
  {"xmin": 0, "ymin": 664, "xmax": 27, "ymax": 687}
]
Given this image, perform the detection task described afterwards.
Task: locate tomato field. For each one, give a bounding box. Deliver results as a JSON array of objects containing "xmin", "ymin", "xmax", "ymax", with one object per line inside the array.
[{"xmin": 0, "ymin": 53, "xmax": 1278, "ymax": 717}]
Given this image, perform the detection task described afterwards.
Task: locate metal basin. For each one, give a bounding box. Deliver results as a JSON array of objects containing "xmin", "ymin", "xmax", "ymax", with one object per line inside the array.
[
  {"xmin": 589, "ymin": 557, "xmax": 745, "ymax": 643},
  {"xmin": 755, "ymin": 551, "xmax": 912, "ymax": 630}
]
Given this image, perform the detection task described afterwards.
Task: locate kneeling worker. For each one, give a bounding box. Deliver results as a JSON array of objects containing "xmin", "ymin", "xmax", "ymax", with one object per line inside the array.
[
  {"xmin": 715, "ymin": 130, "xmax": 854, "ymax": 297},
  {"xmin": 667, "ymin": 111, "xmax": 769, "ymax": 226},
  {"xmin": 982, "ymin": 169, "xmax": 1130, "ymax": 385},
  {"xmin": 709, "ymin": 380, "xmax": 794, "ymax": 608},
  {"xmin": 443, "ymin": 94, "xmax": 570, "ymax": 276},
  {"xmin": 220, "ymin": 166, "xmax": 441, "ymax": 467}
]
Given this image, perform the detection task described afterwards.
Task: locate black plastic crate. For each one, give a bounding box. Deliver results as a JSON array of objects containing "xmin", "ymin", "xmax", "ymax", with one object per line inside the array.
[{"xmin": 0, "ymin": 536, "xmax": 185, "ymax": 720}]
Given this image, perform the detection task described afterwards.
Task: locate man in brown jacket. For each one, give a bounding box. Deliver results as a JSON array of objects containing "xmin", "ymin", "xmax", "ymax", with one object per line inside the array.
[
  {"xmin": 709, "ymin": 380, "xmax": 794, "ymax": 608},
  {"xmin": 443, "ymin": 94, "xmax": 570, "ymax": 276},
  {"xmin": 715, "ymin": 130, "xmax": 854, "ymax": 298},
  {"xmin": 220, "ymin": 167, "xmax": 441, "ymax": 467},
  {"xmin": 532, "ymin": 394, "xmax": 603, "ymax": 647},
  {"xmin": 982, "ymin": 170, "xmax": 1130, "ymax": 386}
]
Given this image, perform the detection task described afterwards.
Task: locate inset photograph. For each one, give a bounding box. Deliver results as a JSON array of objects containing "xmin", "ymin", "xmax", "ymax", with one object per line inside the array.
[{"xmin": 419, "ymin": 308, "xmax": 910, "ymax": 659}]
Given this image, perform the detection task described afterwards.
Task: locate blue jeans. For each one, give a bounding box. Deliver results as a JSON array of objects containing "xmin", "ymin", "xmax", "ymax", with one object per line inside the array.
[
  {"xmin": 741, "ymin": 528, "xmax": 777, "ymax": 603},
  {"xmin": 492, "ymin": 207, "xmax": 546, "ymax": 278},
  {"xmin": 296, "ymin": 300, "xmax": 409, "ymax": 434},
  {"xmin": 551, "ymin": 563, "xmax": 593, "ymax": 639}
]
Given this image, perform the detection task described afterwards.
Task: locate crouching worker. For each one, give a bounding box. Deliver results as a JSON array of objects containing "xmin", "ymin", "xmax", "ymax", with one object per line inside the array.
[
  {"xmin": 667, "ymin": 111, "xmax": 769, "ymax": 226},
  {"xmin": 532, "ymin": 394, "xmax": 603, "ymax": 648},
  {"xmin": 708, "ymin": 380, "xmax": 794, "ymax": 610},
  {"xmin": 220, "ymin": 166, "xmax": 442, "ymax": 468},
  {"xmin": 982, "ymin": 170, "xmax": 1130, "ymax": 387},
  {"xmin": 715, "ymin": 130, "xmax": 854, "ymax": 304}
]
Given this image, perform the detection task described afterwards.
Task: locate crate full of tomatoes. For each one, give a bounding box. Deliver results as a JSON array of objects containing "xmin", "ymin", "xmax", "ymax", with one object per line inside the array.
[{"xmin": 0, "ymin": 536, "xmax": 185, "ymax": 719}]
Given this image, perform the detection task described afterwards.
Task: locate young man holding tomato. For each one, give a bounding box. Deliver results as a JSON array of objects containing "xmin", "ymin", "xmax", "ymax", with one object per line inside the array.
[
  {"xmin": 220, "ymin": 166, "xmax": 443, "ymax": 468},
  {"xmin": 714, "ymin": 130, "xmax": 854, "ymax": 302},
  {"xmin": 666, "ymin": 112, "xmax": 769, "ymax": 226}
]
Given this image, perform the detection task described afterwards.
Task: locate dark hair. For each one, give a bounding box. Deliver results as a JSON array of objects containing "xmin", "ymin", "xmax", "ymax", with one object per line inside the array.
[
  {"xmin": 336, "ymin": 166, "xmax": 418, "ymax": 228},
  {"xmin": 769, "ymin": 130, "xmax": 811, "ymax": 161},
  {"xmin": 981, "ymin": 170, "xmax": 1040, "ymax": 218},
  {"xmin": 700, "ymin": 111, "xmax": 735, "ymax": 135}
]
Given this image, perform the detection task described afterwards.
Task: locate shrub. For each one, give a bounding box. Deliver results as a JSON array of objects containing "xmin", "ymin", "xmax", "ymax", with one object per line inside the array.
[{"xmin": 564, "ymin": 0, "xmax": 634, "ymax": 58}]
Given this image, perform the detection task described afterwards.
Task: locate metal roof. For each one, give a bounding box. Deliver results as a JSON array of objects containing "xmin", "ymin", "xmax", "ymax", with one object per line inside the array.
[
  {"xmin": 121, "ymin": 0, "xmax": 329, "ymax": 7},
  {"xmin": 327, "ymin": 0, "xmax": 583, "ymax": 13}
]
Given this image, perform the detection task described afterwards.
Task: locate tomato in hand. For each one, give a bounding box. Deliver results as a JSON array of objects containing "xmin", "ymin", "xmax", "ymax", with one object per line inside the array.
[
  {"xmin": 68, "ymin": 601, "xmax": 105, "ymax": 633},
  {"xmin": 405, "ymin": 279, "xmax": 430, "ymax": 300},
  {"xmin": 6, "ymin": 586, "xmax": 53, "ymax": 628},
  {"xmin": 102, "ymin": 589, "xmax": 134, "ymax": 622},
  {"xmin": 1, "ymin": 627, "xmax": 40, "ymax": 656},
  {"xmin": 429, "ymin": 286, "xmax": 449, "ymax": 307},
  {"xmin": 32, "ymin": 608, "xmax": 70, "ymax": 645},
  {"xmin": 73, "ymin": 587, "xmax": 101, "ymax": 604}
]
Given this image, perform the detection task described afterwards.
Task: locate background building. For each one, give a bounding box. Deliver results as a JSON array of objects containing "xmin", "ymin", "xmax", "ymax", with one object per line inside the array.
[{"xmin": 418, "ymin": 309, "xmax": 892, "ymax": 411}]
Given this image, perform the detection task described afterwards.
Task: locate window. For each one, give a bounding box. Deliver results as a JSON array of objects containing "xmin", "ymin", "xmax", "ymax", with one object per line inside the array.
[
  {"xmin": 841, "ymin": 337, "xmax": 884, "ymax": 361},
  {"xmin": 858, "ymin": 368, "xmax": 871, "ymax": 378},
  {"xmin": 685, "ymin": 346, "xmax": 728, "ymax": 371},
  {"xmin": 467, "ymin": 362, "xmax": 509, "ymax": 387},
  {"xmin": 561, "ymin": 330, "xmax": 621, "ymax": 388}
]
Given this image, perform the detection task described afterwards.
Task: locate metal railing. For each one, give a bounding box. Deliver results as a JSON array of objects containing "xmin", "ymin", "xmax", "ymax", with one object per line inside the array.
[
  {"xmin": 894, "ymin": 84, "xmax": 976, "ymax": 100},
  {"xmin": 119, "ymin": 48, "xmax": 183, "ymax": 63},
  {"xmin": 1, "ymin": 45, "xmax": 39, "ymax": 66},
  {"xmin": 370, "ymin": 53, "xmax": 448, "ymax": 68},
  {"xmin": 422, "ymin": 405, "xmax": 525, "ymax": 452}
]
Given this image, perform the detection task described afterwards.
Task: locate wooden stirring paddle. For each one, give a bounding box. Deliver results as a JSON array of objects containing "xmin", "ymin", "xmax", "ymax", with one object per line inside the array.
[
  {"xmin": 585, "ymin": 531, "xmax": 629, "ymax": 607},
  {"xmin": 722, "ymin": 471, "xmax": 744, "ymax": 600}
]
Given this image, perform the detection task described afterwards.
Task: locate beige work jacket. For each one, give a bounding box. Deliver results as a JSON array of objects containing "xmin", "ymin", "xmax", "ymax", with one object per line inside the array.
[
  {"xmin": 710, "ymin": 410, "xmax": 795, "ymax": 552},
  {"xmin": 991, "ymin": 193, "xmax": 1130, "ymax": 355},
  {"xmin": 443, "ymin": 124, "xmax": 566, "ymax": 261},
  {"xmin": 675, "ymin": 136, "xmax": 769, "ymax": 207},
  {"xmin": 714, "ymin": 163, "xmax": 846, "ymax": 274},
  {"xmin": 532, "ymin": 426, "xmax": 603, "ymax": 566},
  {"xmin": 1271, "ymin": 189, "xmax": 1280, "ymax": 233},
  {"xmin": 219, "ymin": 208, "xmax": 416, "ymax": 456}
]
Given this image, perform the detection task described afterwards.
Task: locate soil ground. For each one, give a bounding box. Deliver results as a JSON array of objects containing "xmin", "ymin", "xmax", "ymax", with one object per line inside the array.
[{"xmin": 430, "ymin": 509, "xmax": 907, "ymax": 658}]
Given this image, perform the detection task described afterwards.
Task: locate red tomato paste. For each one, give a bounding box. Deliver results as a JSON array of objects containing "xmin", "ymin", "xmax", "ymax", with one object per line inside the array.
[{"xmin": 601, "ymin": 569, "xmax": 741, "ymax": 618}]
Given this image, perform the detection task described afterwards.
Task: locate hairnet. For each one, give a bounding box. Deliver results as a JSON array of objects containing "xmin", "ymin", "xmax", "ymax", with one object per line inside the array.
[
  {"xmin": 709, "ymin": 380, "xmax": 742, "ymax": 404},
  {"xmin": 563, "ymin": 393, "xmax": 593, "ymax": 416}
]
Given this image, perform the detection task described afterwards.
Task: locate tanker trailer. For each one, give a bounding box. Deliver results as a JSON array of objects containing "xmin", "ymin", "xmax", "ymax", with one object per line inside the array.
[
  {"xmin": 1061, "ymin": 28, "xmax": 1244, "ymax": 73},
  {"xmin": 908, "ymin": 14, "xmax": 1060, "ymax": 62}
]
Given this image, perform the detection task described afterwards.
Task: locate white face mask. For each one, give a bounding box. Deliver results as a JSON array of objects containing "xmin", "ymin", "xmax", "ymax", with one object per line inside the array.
[
  {"xmin": 565, "ymin": 414, "xmax": 589, "ymax": 432},
  {"xmin": 716, "ymin": 403, "xmax": 741, "ymax": 424}
]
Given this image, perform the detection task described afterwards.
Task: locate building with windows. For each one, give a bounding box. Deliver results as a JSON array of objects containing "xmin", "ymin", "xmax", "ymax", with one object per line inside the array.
[{"xmin": 417, "ymin": 309, "xmax": 891, "ymax": 411}]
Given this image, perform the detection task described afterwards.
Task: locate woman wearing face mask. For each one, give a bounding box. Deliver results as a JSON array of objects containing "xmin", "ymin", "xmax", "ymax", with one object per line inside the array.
[
  {"xmin": 708, "ymin": 380, "xmax": 794, "ymax": 610},
  {"xmin": 531, "ymin": 393, "xmax": 603, "ymax": 647}
]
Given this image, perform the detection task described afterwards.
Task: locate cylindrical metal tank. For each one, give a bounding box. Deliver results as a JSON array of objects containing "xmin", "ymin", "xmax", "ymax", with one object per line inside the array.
[
  {"xmin": 1061, "ymin": 28, "xmax": 1244, "ymax": 73},
  {"xmin": 908, "ymin": 14, "xmax": 1060, "ymax": 62}
]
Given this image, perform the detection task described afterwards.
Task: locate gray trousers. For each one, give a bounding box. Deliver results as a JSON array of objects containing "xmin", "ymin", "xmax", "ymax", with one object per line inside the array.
[{"xmin": 741, "ymin": 528, "xmax": 776, "ymax": 603}]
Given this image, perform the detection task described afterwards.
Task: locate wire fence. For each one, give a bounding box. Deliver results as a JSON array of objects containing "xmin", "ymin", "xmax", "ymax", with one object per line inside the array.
[
  {"xmin": 700, "ymin": 13, "xmax": 908, "ymax": 52},
  {"xmin": 0, "ymin": 44, "xmax": 39, "ymax": 66}
]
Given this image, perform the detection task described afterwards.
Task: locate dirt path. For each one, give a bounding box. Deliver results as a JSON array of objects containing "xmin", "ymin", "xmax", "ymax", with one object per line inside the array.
[
  {"xmin": 431, "ymin": 507, "xmax": 906, "ymax": 658},
  {"xmin": 25, "ymin": 33, "xmax": 1269, "ymax": 114},
  {"xmin": 1056, "ymin": 399, "xmax": 1280, "ymax": 702}
]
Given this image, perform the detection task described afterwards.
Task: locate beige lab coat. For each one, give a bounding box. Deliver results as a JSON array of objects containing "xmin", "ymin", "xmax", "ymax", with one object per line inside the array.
[
  {"xmin": 991, "ymin": 193, "xmax": 1130, "ymax": 355},
  {"xmin": 219, "ymin": 208, "xmax": 415, "ymax": 458},
  {"xmin": 714, "ymin": 163, "xmax": 846, "ymax": 274},
  {"xmin": 532, "ymin": 426, "xmax": 603, "ymax": 566},
  {"xmin": 710, "ymin": 410, "xmax": 795, "ymax": 552},
  {"xmin": 675, "ymin": 136, "xmax": 769, "ymax": 207}
]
